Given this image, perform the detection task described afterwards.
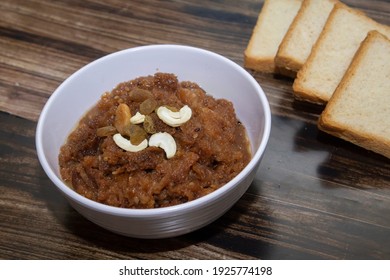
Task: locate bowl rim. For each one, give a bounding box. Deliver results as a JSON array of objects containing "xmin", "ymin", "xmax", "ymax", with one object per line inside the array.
[{"xmin": 36, "ymin": 44, "xmax": 271, "ymax": 217}]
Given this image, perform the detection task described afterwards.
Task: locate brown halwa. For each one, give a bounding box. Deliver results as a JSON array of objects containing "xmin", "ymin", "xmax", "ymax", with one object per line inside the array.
[{"xmin": 59, "ymin": 73, "xmax": 251, "ymax": 208}]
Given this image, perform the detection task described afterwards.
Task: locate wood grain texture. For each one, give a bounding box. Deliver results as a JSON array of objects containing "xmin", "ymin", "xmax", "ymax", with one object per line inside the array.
[{"xmin": 1, "ymin": 0, "xmax": 390, "ymax": 260}]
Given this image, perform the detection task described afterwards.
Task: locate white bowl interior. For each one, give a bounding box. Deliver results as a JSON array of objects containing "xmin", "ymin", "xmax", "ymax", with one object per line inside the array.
[{"xmin": 36, "ymin": 45, "xmax": 271, "ymax": 237}]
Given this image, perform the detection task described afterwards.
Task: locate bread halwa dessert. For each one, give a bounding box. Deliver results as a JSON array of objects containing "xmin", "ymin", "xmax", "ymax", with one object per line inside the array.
[{"xmin": 59, "ymin": 73, "xmax": 251, "ymax": 209}]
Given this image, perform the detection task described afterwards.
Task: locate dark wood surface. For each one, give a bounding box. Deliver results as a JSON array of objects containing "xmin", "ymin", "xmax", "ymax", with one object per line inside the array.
[{"xmin": 1, "ymin": 0, "xmax": 389, "ymax": 260}]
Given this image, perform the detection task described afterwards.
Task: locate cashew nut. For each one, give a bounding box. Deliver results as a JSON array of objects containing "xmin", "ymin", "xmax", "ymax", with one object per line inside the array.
[
  {"xmin": 148, "ymin": 132, "xmax": 177, "ymax": 159},
  {"xmin": 130, "ymin": 112, "xmax": 146, "ymax": 124},
  {"xmin": 113, "ymin": 133, "xmax": 148, "ymax": 152},
  {"xmin": 156, "ymin": 105, "xmax": 192, "ymax": 127}
]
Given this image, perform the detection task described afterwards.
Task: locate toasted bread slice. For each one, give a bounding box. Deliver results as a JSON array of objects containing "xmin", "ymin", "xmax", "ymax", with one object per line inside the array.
[
  {"xmin": 275, "ymin": 0, "xmax": 337, "ymax": 77},
  {"xmin": 318, "ymin": 31, "xmax": 390, "ymax": 159},
  {"xmin": 244, "ymin": 0, "xmax": 303, "ymax": 73},
  {"xmin": 293, "ymin": 3, "xmax": 390, "ymax": 104}
]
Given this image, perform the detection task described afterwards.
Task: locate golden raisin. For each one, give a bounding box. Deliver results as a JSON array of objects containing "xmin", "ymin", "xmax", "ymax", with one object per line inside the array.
[
  {"xmin": 139, "ymin": 98, "xmax": 158, "ymax": 115},
  {"xmin": 96, "ymin": 126, "xmax": 117, "ymax": 137},
  {"xmin": 129, "ymin": 88, "xmax": 152, "ymax": 102},
  {"xmin": 129, "ymin": 124, "xmax": 147, "ymax": 145},
  {"xmin": 143, "ymin": 115, "xmax": 156, "ymax": 134},
  {"xmin": 114, "ymin": 103, "xmax": 131, "ymax": 136}
]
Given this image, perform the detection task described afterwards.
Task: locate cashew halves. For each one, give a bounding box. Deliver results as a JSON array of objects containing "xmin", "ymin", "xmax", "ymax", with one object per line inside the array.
[
  {"xmin": 130, "ymin": 112, "xmax": 146, "ymax": 124},
  {"xmin": 156, "ymin": 105, "xmax": 192, "ymax": 127},
  {"xmin": 148, "ymin": 132, "xmax": 177, "ymax": 159},
  {"xmin": 113, "ymin": 133, "xmax": 148, "ymax": 152}
]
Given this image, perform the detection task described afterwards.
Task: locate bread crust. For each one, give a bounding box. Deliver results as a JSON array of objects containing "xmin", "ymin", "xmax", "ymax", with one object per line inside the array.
[
  {"xmin": 293, "ymin": 2, "xmax": 348, "ymax": 104},
  {"xmin": 318, "ymin": 31, "xmax": 390, "ymax": 159},
  {"xmin": 293, "ymin": 67, "xmax": 328, "ymax": 105},
  {"xmin": 274, "ymin": 0, "xmax": 311, "ymax": 75},
  {"xmin": 293, "ymin": 3, "xmax": 390, "ymax": 105},
  {"xmin": 244, "ymin": 0, "xmax": 274, "ymax": 72},
  {"xmin": 275, "ymin": 0, "xmax": 338, "ymax": 77},
  {"xmin": 244, "ymin": 54, "xmax": 275, "ymax": 73},
  {"xmin": 244, "ymin": 0, "xmax": 303, "ymax": 73}
]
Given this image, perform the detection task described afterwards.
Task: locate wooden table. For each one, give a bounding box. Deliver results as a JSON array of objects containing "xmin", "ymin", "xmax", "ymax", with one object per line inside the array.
[{"xmin": 1, "ymin": 0, "xmax": 389, "ymax": 260}]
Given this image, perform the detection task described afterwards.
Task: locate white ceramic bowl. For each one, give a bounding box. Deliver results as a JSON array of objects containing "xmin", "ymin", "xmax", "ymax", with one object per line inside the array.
[{"xmin": 36, "ymin": 45, "xmax": 271, "ymax": 238}]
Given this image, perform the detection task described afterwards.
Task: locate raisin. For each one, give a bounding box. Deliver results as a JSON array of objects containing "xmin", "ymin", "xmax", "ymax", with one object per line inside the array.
[
  {"xmin": 139, "ymin": 98, "xmax": 158, "ymax": 115},
  {"xmin": 114, "ymin": 103, "xmax": 131, "ymax": 136},
  {"xmin": 96, "ymin": 126, "xmax": 117, "ymax": 137},
  {"xmin": 143, "ymin": 115, "xmax": 156, "ymax": 134},
  {"xmin": 129, "ymin": 124, "xmax": 147, "ymax": 145},
  {"xmin": 129, "ymin": 88, "xmax": 152, "ymax": 102}
]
